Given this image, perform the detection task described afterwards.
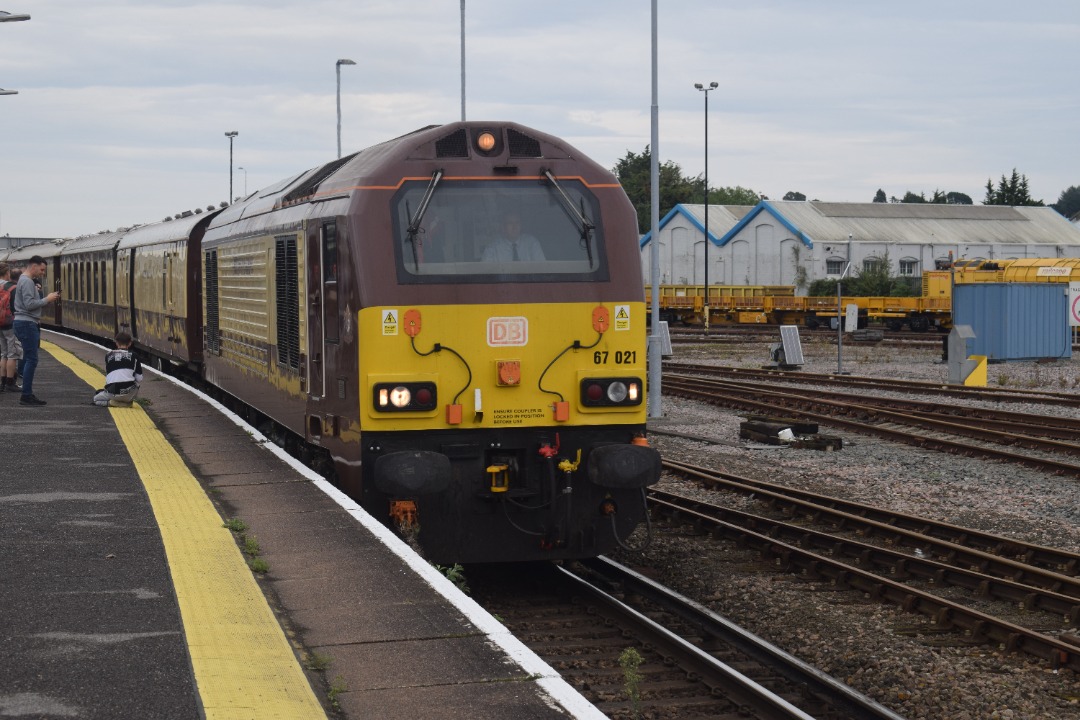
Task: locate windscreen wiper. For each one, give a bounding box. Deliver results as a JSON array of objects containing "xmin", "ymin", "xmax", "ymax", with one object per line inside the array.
[
  {"xmin": 405, "ymin": 169, "xmax": 444, "ymax": 265},
  {"xmin": 542, "ymin": 168, "xmax": 595, "ymax": 243}
]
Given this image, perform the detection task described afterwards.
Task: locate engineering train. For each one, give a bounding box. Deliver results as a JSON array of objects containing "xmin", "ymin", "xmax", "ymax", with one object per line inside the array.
[
  {"xmin": 10, "ymin": 121, "xmax": 661, "ymax": 564},
  {"xmin": 647, "ymin": 257, "xmax": 1080, "ymax": 331}
]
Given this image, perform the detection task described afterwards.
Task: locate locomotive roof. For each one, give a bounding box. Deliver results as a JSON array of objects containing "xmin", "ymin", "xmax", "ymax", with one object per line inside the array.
[{"xmin": 205, "ymin": 121, "xmax": 608, "ymax": 239}]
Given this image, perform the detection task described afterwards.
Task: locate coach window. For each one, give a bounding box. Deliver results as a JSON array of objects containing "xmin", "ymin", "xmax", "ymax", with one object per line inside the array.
[
  {"xmin": 93, "ymin": 261, "xmax": 99, "ymax": 303},
  {"xmin": 322, "ymin": 221, "xmax": 339, "ymax": 343},
  {"xmin": 101, "ymin": 260, "xmax": 108, "ymax": 303},
  {"xmin": 167, "ymin": 253, "xmax": 174, "ymax": 308}
]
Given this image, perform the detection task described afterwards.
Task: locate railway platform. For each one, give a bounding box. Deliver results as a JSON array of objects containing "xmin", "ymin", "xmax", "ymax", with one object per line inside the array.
[{"xmin": 0, "ymin": 332, "xmax": 602, "ymax": 720}]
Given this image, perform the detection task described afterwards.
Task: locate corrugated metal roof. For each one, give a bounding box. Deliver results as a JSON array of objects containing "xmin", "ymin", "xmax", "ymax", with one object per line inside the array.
[
  {"xmin": 679, "ymin": 204, "xmax": 755, "ymax": 236},
  {"xmin": 762, "ymin": 201, "xmax": 1080, "ymax": 247}
]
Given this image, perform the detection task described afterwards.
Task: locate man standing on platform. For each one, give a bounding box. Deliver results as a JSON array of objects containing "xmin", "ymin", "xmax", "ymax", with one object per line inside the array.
[{"xmin": 12, "ymin": 256, "xmax": 60, "ymax": 406}]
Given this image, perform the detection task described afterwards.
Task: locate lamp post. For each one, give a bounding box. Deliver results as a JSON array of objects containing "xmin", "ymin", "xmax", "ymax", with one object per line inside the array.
[
  {"xmin": 694, "ymin": 81, "xmax": 718, "ymax": 335},
  {"xmin": 1, "ymin": 10, "xmax": 28, "ymax": 97},
  {"xmin": 237, "ymin": 166, "xmax": 247, "ymax": 196},
  {"xmin": 460, "ymin": 0, "xmax": 466, "ymax": 121},
  {"xmin": 224, "ymin": 131, "xmax": 238, "ymax": 203},
  {"xmin": 336, "ymin": 58, "xmax": 356, "ymax": 158}
]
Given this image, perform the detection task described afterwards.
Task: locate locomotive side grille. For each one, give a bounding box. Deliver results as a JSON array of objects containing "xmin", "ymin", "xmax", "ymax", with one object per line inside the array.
[
  {"xmin": 281, "ymin": 153, "xmax": 356, "ymax": 205},
  {"xmin": 205, "ymin": 250, "xmax": 220, "ymax": 354},
  {"xmin": 435, "ymin": 129, "xmax": 469, "ymax": 158},
  {"xmin": 274, "ymin": 235, "xmax": 301, "ymax": 371},
  {"xmin": 507, "ymin": 129, "xmax": 542, "ymax": 158}
]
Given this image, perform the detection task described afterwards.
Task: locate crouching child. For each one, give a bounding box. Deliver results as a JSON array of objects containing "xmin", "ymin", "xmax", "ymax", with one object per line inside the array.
[{"xmin": 93, "ymin": 331, "xmax": 144, "ymax": 407}]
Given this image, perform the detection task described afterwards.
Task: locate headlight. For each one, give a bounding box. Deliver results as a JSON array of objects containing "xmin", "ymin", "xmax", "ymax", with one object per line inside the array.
[
  {"xmin": 388, "ymin": 386, "xmax": 411, "ymax": 408},
  {"xmin": 606, "ymin": 381, "xmax": 628, "ymax": 403},
  {"xmin": 580, "ymin": 377, "xmax": 643, "ymax": 407},
  {"xmin": 374, "ymin": 382, "xmax": 437, "ymax": 412}
]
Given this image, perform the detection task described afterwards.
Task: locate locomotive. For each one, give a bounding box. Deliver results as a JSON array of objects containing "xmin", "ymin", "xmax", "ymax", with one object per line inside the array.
[{"xmin": 23, "ymin": 122, "xmax": 661, "ymax": 564}]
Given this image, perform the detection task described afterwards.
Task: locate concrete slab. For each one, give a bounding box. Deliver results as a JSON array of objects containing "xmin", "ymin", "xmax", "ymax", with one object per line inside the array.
[{"xmin": 34, "ymin": 333, "xmax": 603, "ymax": 720}]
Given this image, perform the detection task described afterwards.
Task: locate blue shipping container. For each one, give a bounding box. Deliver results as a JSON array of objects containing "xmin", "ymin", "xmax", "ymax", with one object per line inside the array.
[{"xmin": 952, "ymin": 283, "xmax": 1071, "ymax": 361}]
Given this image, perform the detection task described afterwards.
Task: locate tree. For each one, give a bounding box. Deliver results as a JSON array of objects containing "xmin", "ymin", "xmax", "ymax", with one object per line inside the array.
[
  {"xmin": 873, "ymin": 189, "xmax": 887, "ymax": 203},
  {"xmin": 613, "ymin": 146, "xmax": 701, "ymax": 232},
  {"xmin": 709, "ymin": 186, "xmax": 761, "ymax": 205},
  {"xmin": 1051, "ymin": 185, "xmax": 1080, "ymax": 218},
  {"xmin": 612, "ymin": 147, "xmax": 760, "ymax": 232},
  {"xmin": 782, "ymin": 191, "xmax": 806, "ymax": 201},
  {"xmin": 945, "ymin": 191, "xmax": 973, "ymax": 205},
  {"xmin": 983, "ymin": 169, "xmax": 1044, "ymax": 206},
  {"xmin": 901, "ymin": 191, "xmax": 927, "ymax": 203}
]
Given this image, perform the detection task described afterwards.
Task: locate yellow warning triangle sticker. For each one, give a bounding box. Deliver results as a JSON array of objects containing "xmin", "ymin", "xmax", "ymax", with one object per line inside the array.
[
  {"xmin": 616, "ymin": 308, "xmax": 629, "ymax": 318},
  {"xmin": 384, "ymin": 312, "xmax": 396, "ymax": 323}
]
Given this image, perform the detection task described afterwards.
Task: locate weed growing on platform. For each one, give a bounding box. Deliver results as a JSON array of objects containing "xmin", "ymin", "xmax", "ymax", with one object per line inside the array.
[
  {"xmin": 243, "ymin": 535, "xmax": 261, "ymax": 557},
  {"xmin": 248, "ymin": 557, "xmax": 269, "ymax": 574},
  {"xmin": 305, "ymin": 652, "xmax": 332, "ymax": 672},
  {"xmin": 223, "ymin": 518, "xmax": 248, "ymax": 533},
  {"xmin": 327, "ymin": 675, "xmax": 348, "ymax": 711},
  {"xmin": 619, "ymin": 647, "xmax": 644, "ymax": 718},
  {"xmin": 435, "ymin": 563, "xmax": 470, "ymax": 594},
  {"xmin": 135, "ymin": 397, "xmax": 151, "ymax": 407}
]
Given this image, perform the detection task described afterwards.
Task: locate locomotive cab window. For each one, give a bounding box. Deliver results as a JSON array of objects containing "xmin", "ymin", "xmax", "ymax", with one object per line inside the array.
[{"xmin": 392, "ymin": 179, "xmax": 609, "ymax": 284}]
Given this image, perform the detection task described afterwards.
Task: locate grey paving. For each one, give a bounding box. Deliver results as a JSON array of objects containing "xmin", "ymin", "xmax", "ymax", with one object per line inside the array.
[
  {"xmin": 40, "ymin": 333, "xmax": 582, "ymax": 719},
  {"xmin": 0, "ymin": 349, "xmax": 200, "ymax": 720}
]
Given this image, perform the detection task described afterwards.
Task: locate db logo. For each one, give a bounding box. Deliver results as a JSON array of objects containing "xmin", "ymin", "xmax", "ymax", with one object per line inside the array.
[{"xmin": 488, "ymin": 317, "xmax": 528, "ymax": 346}]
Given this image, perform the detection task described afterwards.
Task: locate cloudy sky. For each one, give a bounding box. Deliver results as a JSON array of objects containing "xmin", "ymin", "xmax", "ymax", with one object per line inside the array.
[{"xmin": 1, "ymin": 1, "xmax": 1077, "ymax": 238}]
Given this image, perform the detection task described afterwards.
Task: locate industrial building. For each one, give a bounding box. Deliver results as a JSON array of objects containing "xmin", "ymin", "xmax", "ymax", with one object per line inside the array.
[{"xmin": 640, "ymin": 200, "xmax": 1080, "ymax": 294}]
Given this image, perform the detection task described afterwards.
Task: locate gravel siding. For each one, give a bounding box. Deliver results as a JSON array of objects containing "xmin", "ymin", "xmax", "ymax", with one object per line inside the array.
[{"xmin": 627, "ymin": 338, "xmax": 1080, "ymax": 719}]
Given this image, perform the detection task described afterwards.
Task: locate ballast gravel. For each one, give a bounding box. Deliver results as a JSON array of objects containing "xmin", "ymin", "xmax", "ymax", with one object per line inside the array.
[{"xmin": 619, "ymin": 336, "xmax": 1080, "ymax": 719}]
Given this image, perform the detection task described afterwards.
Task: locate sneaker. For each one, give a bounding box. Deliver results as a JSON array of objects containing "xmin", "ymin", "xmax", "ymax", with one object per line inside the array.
[{"xmin": 19, "ymin": 394, "xmax": 46, "ymax": 406}]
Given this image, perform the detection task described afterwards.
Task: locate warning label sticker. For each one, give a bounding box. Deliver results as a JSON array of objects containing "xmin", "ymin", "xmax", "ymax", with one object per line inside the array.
[
  {"xmin": 492, "ymin": 407, "xmax": 546, "ymax": 426},
  {"xmin": 614, "ymin": 304, "xmax": 630, "ymax": 331},
  {"xmin": 382, "ymin": 309, "xmax": 399, "ymax": 336}
]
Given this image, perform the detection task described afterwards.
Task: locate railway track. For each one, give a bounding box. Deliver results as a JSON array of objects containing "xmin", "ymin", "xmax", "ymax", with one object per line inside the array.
[
  {"xmin": 664, "ymin": 327, "xmax": 1080, "ymax": 351},
  {"xmin": 666, "ymin": 364, "xmax": 1080, "ymax": 407},
  {"xmin": 653, "ymin": 459, "xmax": 1080, "ymax": 673},
  {"xmin": 662, "ymin": 372, "xmax": 1080, "ymax": 476},
  {"xmin": 470, "ymin": 560, "xmax": 902, "ymax": 719}
]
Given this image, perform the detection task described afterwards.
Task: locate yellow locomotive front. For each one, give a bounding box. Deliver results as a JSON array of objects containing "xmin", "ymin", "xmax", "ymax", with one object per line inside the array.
[{"xmin": 353, "ymin": 125, "xmax": 659, "ymax": 564}]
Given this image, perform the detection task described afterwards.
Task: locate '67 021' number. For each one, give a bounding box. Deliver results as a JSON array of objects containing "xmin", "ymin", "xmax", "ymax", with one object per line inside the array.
[{"xmin": 593, "ymin": 350, "xmax": 637, "ymax": 365}]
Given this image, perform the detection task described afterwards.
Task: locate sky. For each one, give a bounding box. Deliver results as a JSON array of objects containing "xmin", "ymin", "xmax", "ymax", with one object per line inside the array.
[{"xmin": 1, "ymin": 0, "xmax": 1077, "ymax": 238}]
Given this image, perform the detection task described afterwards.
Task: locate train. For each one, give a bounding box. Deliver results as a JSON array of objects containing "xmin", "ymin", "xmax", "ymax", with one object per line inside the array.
[
  {"xmin": 9, "ymin": 121, "xmax": 661, "ymax": 565},
  {"xmin": 647, "ymin": 257, "xmax": 1080, "ymax": 331}
]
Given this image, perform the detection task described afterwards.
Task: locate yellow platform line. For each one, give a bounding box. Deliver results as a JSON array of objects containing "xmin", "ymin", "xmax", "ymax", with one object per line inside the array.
[{"xmin": 45, "ymin": 341, "xmax": 326, "ymax": 720}]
